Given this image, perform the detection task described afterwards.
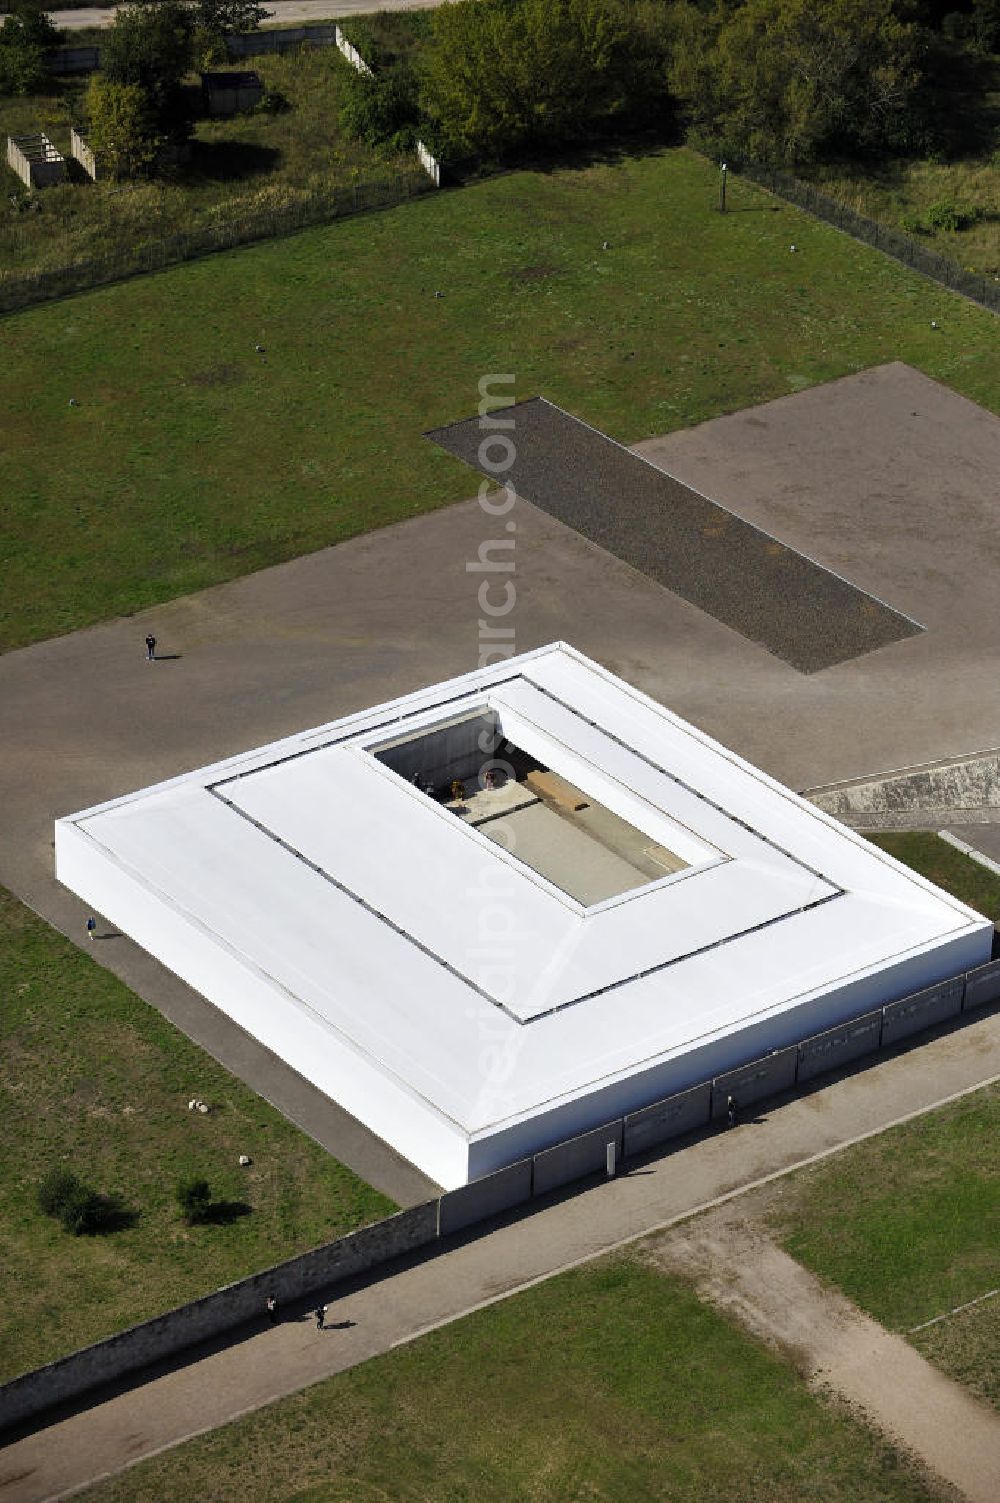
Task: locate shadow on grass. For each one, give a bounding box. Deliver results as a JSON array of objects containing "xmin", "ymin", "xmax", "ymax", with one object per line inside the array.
[
  {"xmin": 79, "ymin": 1195, "xmax": 140, "ymax": 1236},
  {"xmin": 187, "ymin": 140, "xmax": 281, "ymax": 183},
  {"xmin": 198, "ymin": 1199, "xmax": 252, "ymax": 1226},
  {"xmin": 444, "ymin": 128, "xmax": 679, "ymax": 188}
]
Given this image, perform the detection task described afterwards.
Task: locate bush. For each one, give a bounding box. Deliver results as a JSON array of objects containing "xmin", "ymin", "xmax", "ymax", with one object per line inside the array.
[
  {"xmin": 339, "ymin": 65, "xmax": 419, "ymax": 153},
  {"xmin": 924, "ymin": 199, "xmax": 981, "ymax": 231},
  {"xmin": 37, "ymin": 1168, "xmax": 104, "ymax": 1235},
  {"xmin": 257, "ymin": 86, "xmax": 290, "ymax": 115},
  {"xmin": 176, "ymin": 1175, "xmax": 212, "ymax": 1223}
]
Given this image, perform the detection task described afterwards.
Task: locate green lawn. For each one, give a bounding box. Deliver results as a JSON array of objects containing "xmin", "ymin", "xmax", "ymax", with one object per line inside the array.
[
  {"xmin": 0, "ymin": 886, "xmax": 395, "ymax": 1382},
  {"xmin": 2, "ymin": 146, "xmax": 1000, "ymax": 653},
  {"xmin": 868, "ymin": 832, "xmax": 1000, "ymax": 926},
  {"xmin": 912, "ymin": 1296, "xmax": 1000, "ymax": 1414},
  {"xmin": 78, "ymin": 1257, "xmax": 947, "ymax": 1503},
  {"xmin": 0, "ymin": 48, "xmax": 415, "ymax": 280},
  {"xmin": 770, "ymin": 1084, "xmax": 1000, "ymax": 1407}
]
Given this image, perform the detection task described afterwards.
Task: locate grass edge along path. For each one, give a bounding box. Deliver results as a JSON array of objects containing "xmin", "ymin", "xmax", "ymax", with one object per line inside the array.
[
  {"xmin": 0, "ymin": 885, "xmax": 396, "ymax": 1383},
  {"xmin": 767, "ymin": 833, "xmax": 1000, "ymax": 1412},
  {"xmin": 769, "ymin": 1081, "xmax": 1000, "ymax": 1412},
  {"xmin": 2, "ymin": 146, "xmax": 999, "ymax": 654},
  {"xmin": 74, "ymin": 1257, "xmax": 951, "ymax": 1503}
]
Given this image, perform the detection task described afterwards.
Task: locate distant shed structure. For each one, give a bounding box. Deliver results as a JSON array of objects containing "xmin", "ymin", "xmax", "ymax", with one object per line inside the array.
[
  {"xmin": 200, "ymin": 70, "xmax": 263, "ymax": 117},
  {"xmin": 6, "ymin": 133, "xmax": 65, "ymax": 189}
]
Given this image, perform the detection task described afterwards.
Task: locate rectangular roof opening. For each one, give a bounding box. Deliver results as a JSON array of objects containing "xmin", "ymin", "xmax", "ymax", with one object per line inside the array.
[{"xmin": 371, "ymin": 707, "xmax": 690, "ymax": 907}]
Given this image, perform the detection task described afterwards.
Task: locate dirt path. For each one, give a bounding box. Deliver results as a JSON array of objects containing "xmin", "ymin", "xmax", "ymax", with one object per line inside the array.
[{"xmin": 649, "ymin": 1207, "xmax": 1000, "ymax": 1503}]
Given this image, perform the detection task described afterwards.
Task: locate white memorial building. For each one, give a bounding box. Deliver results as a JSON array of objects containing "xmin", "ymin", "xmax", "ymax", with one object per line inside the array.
[{"xmin": 55, "ymin": 645, "xmax": 992, "ymax": 1188}]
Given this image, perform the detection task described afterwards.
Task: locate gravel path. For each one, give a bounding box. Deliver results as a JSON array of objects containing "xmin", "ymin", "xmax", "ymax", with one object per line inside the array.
[
  {"xmin": 649, "ymin": 1206, "xmax": 1000, "ymax": 1503},
  {"xmin": 428, "ymin": 397, "xmax": 923, "ymax": 673}
]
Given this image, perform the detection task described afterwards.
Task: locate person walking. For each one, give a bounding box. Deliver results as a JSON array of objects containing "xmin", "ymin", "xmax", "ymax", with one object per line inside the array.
[
  {"xmin": 726, "ymin": 1094, "xmax": 738, "ymax": 1129},
  {"xmin": 266, "ymin": 1294, "xmax": 279, "ymax": 1326},
  {"xmin": 144, "ymin": 633, "xmax": 156, "ymax": 662},
  {"xmin": 314, "ymin": 1304, "xmax": 327, "ymax": 1330},
  {"xmin": 86, "ymin": 916, "xmax": 97, "ymax": 942}
]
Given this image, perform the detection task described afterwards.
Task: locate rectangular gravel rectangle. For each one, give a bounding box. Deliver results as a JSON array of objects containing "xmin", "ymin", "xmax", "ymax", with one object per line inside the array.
[{"xmin": 427, "ymin": 398, "xmax": 922, "ymax": 674}]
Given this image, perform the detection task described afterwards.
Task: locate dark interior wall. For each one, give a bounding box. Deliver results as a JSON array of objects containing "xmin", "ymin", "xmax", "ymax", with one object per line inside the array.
[{"xmin": 373, "ymin": 710, "xmax": 502, "ymax": 791}]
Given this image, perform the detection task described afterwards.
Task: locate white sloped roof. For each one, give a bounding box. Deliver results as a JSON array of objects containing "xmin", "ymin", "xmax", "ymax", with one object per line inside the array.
[{"xmin": 58, "ymin": 644, "xmax": 990, "ymax": 1142}]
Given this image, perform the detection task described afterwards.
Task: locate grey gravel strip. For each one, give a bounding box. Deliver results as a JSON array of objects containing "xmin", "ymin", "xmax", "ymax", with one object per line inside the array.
[{"xmin": 427, "ymin": 398, "xmax": 923, "ymax": 674}]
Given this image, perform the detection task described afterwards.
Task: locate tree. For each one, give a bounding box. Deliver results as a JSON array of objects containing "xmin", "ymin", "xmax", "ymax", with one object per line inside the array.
[
  {"xmin": 419, "ymin": 0, "xmax": 672, "ymax": 161},
  {"xmin": 0, "ymin": 0, "xmax": 56, "ymax": 97},
  {"xmin": 668, "ymin": 0, "xmax": 925, "ymax": 166},
  {"xmin": 101, "ymin": 0, "xmax": 195, "ymax": 144},
  {"xmin": 339, "ymin": 63, "xmax": 421, "ymax": 154},
  {"xmin": 191, "ymin": 0, "xmax": 267, "ymax": 39},
  {"xmin": 37, "ymin": 1168, "xmax": 104, "ymax": 1235},
  {"xmin": 85, "ymin": 75, "xmax": 159, "ymax": 178}
]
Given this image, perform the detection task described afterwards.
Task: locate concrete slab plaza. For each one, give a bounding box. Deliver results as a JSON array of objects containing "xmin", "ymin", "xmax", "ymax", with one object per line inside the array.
[{"xmin": 2, "ymin": 361, "xmax": 1000, "ymax": 1199}]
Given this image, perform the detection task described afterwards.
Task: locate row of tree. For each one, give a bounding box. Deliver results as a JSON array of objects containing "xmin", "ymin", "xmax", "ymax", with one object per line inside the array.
[{"xmin": 342, "ymin": 0, "xmax": 994, "ymax": 168}]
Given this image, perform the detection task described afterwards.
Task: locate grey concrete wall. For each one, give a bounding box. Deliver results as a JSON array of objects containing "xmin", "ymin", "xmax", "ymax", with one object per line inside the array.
[
  {"xmin": 532, "ymin": 1118, "xmax": 623, "ymax": 1196},
  {"xmin": 0, "ymin": 1203, "xmax": 437, "ymax": 1433},
  {"xmin": 963, "ymin": 957, "xmax": 1000, "ymax": 1011},
  {"xmin": 796, "ymin": 1010, "xmax": 883, "ymax": 1083},
  {"xmin": 882, "ymin": 976, "xmax": 964, "ymax": 1046},
  {"xmin": 374, "ymin": 710, "xmax": 498, "ymax": 792},
  {"xmin": 711, "ymin": 1047, "xmax": 798, "ymax": 1119},
  {"xmin": 225, "ymin": 24, "xmax": 337, "ymax": 59},
  {"xmin": 623, "ymin": 1081, "xmax": 711, "ymax": 1157},
  {"xmin": 805, "ymin": 751, "xmax": 1000, "ymax": 825},
  {"xmin": 48, "ymin": 45, "xmax": 100, "ymax": 75},
  {"xmin": 438, "ymin": 1158, "xmax": 532, "ymax": 1236},
  {"xmin": 70, "ymin": 127, "xmax": 99, "ymax": 182}
]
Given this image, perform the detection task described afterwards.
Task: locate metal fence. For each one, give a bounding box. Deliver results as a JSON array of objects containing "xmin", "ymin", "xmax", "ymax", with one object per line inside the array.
[
  {"xmin": 0, "ymin": 170, "xmax": 432, "ymax": 317},
  {"xmin": 738, "ymin": 161, "xmax": 1000, "ymax": 316}
]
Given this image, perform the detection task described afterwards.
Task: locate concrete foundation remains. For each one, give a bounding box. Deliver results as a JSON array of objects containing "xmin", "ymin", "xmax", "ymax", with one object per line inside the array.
[
  {"xmin": 69, "ymin": 127, "xmax": 100, "ymax": 181},
  {"xmin": 803, "ymin": 749, "xmax": 1000, "ymax": 831},
  {"xmin": 6, "ymin": 133, "xmax": 65, "ymax": 189}
]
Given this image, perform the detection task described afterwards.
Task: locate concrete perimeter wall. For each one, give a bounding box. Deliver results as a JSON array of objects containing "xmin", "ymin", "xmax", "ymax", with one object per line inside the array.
[
  {"xmin": 711, "ymin": 1047, "xmax": 798, "ymax": 1119},
  {"xmin": 4, "ymin": 952, "xmax": 997, "ymax": 1434},
  {"xmin": 623, "ymin": 1081, "xmax": 712, "ymax": 1155},
  {"xmin": 533, "ymin": 1119, "xmax": 624, "ymax": 1195},
  {"xmin": 963, "ymin": 956, "xmax": 1000, "ymax": 1010},
  {"xmin": 882, "ymin": 975, "xmax": 964, "ymax": 1045},
  {"xmin": 0, "ymin": 1204, "xmax": 436, "ymax": 1432},
  {"xmin": 796, "ymin": 1009, "xmax": 883, "ymax": 1082},
  {"xmin": 438, "ymin": 1158, "xmax": 532, "ymax": 1236}
]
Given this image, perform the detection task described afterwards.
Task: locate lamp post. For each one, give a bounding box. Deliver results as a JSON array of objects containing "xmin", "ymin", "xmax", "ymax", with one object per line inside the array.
[{"xmin": 719, "ymin": 161, "xmax": 727, "ymax": 214}]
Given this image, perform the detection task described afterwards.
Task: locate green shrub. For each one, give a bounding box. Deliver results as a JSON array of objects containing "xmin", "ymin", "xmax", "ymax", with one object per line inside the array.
[
  {"xmin": 339, "ymin": 64, "xmax": 419, "ymax": 154},
  {"xmin": 37, "ymin": 1168, "xmax": 104, "ymax": 1235},
  {"xmin": 925, "ymin": 199, "xmax": 981, "ymax": 232},
  {"xmin": 176, "ymin": 1175, "xmax": 212, "ymax": 1224},
  {"xmin": 257, "ymin": 86, "xmax": 290, "ymax": 115}
]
